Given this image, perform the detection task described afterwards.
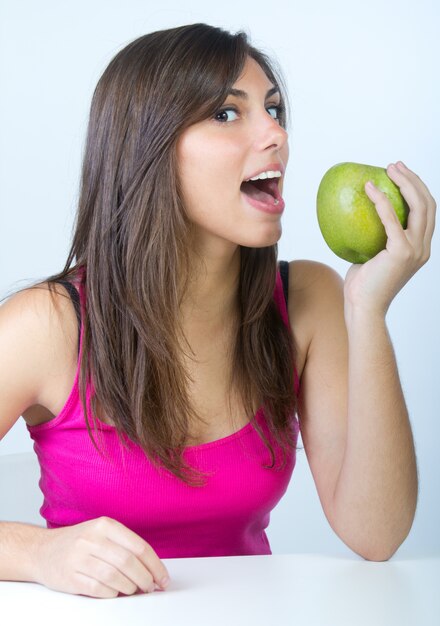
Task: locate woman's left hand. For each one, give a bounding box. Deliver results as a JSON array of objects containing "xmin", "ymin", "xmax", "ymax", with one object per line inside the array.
[{"xmin": 344, "ymin": 161, "xmax": 437, "ymax": 316}]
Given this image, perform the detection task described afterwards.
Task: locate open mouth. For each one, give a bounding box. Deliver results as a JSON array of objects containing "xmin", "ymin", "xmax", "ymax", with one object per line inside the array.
[{"xmin": 240, "ymin": 177, "xmax": 283, "ymax": 205}]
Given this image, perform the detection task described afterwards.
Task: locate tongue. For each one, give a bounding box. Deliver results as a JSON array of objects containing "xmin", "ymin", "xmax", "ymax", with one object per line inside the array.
[{"xmin": 241, "ymin": 179, "xmax": 281, "ymax": 204}]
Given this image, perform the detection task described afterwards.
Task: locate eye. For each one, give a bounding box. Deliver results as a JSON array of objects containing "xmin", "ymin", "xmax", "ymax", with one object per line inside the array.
[
  {"xmin": 266, "ymin": 104, "xmax": 284, "ymax": 122},
  {"xmin": 214, "ymin": 107, "xmax": 239, "ymax": 123}
]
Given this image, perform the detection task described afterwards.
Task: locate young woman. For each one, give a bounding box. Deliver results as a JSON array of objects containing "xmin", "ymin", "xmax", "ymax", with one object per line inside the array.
[{"xmin": 0, "ymin": 23, "xmax": 436, "ymax": 599}]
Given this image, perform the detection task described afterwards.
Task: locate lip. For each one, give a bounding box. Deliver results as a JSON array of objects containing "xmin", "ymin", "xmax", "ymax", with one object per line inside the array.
[
  {"xmin": 241, "ymin": 190, "xmax": 285, "ymax": 215},
  {"xmin": 244, "ymin": 162, "xmax": 285, "ymax": 181}
]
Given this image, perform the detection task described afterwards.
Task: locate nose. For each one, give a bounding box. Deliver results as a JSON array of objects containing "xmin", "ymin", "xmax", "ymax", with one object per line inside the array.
[{"xmin": 253, "ymin": 109, "xmax": 288, "ymax": 152}]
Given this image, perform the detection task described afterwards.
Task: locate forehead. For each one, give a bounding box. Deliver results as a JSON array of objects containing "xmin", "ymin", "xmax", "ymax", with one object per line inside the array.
[{"xmin": 232, "ymin": 56, "xmax": 275, "ymax": 91}]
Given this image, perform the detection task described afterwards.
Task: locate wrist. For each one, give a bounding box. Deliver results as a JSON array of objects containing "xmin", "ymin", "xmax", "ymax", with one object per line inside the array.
[
  {"xmin": 344, "ymin": 300, "xmax": 388, "ymax": 329},
  {"xmin": 343, "ymin": 275, "xmax": 392, "ymax": 322},
  {"xmin": 0, "ymin": 522, "xmax": 47, "ymax": 583},
  {"xmin": 30, "ymin": 526, "xmax": 52, "ymax": 585},
  {"xmin": 19, "ymin": 524, "xmax": 48, "ymax": 584}
]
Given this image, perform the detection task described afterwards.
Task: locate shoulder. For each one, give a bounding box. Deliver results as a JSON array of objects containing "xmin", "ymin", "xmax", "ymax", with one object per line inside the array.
[
  {"xmin": 287, "ymin": 259, "xmax": 344, "ymax": 307},
  {"xmin": 1, "ymin": 281, "xmax": 78, "ymax": 339},
  {"xmin": 0, "ymin": 283, "xmax": 79, "ymax": 418},
  {"xmin": 286, "ymin": 260, "xmax": 345, "ymax": 377}
]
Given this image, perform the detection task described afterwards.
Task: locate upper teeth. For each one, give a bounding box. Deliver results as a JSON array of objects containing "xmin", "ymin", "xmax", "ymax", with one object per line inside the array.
[{"xmin": 246, "ymin": 170, "xmax": 282, "ymax": 182}]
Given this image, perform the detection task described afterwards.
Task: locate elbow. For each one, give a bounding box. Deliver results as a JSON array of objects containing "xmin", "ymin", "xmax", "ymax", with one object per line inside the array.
[
  {"xmin": 359, "ymin": 549, "xmax": 395, "ymax": 562},
  {"xmin": 330, "ymin": 497, "xmax": 417, "ymax": 563},
  {"xmin": 339, "ymin": 508, "xmax": 417, "ymax": 563},
  {"xmin": 338, "ymin": 536, "xmax": 399, "ymax": 562},
  {"xmin": 352, "ymin": 536, "xmax": 407, "ymax": 562}
]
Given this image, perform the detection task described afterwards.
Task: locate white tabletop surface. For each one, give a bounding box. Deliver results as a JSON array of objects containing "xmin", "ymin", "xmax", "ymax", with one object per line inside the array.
[{"xmin": 1, "ymin": 553, "xmax": 439, "ymax": 626}]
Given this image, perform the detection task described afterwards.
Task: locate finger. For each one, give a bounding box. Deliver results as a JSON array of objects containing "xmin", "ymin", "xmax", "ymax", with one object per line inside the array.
[
  {"xmin": 391, "ymin": 161, "xmax": 435, "ymax": 205},
  {"xmin": 400, "ymin": 162, "xmax": 438, "ymax": 247},
  {"xmin": 385, "ymin": 163, "xmax": 427, "ymax": 243},
  {"xmin": 389, "ymin": 161, "xmax": 437, "ymax": 256},
  {"xmin": 365, "ymin": 181, "xmax": 407, "ymax": 244},
  {"xmin": 419, "ymin": 177, "xmax": 437, "ymax": 248},
  {"xmin": 75, "ymin": 571, "xmax": 120, "ymax": 599},
  {"xmin": 78, "ymin": 554, "xmax": 139, "ymax": 596},
  {"xmin": 99, "ymin": 517, "xmax": 170, "ymax": 589},
  {"xmin": 424, "ymin": 199, "xmax": 436, "ymax": 251},
  {"xmin": 90, "ymin": 537, "xmax": 156, "ymax": 593}
]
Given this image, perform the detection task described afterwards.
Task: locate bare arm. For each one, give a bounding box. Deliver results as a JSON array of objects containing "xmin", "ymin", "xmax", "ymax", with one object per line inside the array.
[
  {"xmin": 331, "ymin": 306, "xmax": 418, "ymax": 559},
  {"xmin": 0, "ymin": 287, "xmax": 57, "ymax": 582},
  {"xmin": 0, "ymin": 287, "xmax": 170, "ymax": 596},
  {"xmin": 293, "ymin": 162, "xmax": 435, "ymax": 561},
  {"xmin": 0, "ymin": 522, "xmax": 45, "ymax": 582}
]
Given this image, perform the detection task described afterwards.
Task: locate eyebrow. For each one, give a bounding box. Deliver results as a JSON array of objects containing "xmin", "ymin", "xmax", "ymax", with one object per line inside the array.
[{"xmin": 227, "ymin": 86, "xmax": 280, "ymax": 100}]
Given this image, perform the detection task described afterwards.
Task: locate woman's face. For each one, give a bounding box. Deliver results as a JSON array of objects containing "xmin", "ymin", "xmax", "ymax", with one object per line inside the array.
[{"xmin": 176, "ymin": 55, "xmax": 289, "ymax": 251}]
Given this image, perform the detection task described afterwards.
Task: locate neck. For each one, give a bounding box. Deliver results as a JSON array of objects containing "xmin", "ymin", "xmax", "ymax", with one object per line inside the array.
[{"xmin": 179, "ymin": 243, "xmax": 241, "ymax": 330}]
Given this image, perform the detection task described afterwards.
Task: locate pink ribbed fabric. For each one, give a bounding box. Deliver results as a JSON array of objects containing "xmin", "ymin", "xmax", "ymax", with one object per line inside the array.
[{"xmin": 27, "ymin": 267, "xmax": 300, "ymax": 558}]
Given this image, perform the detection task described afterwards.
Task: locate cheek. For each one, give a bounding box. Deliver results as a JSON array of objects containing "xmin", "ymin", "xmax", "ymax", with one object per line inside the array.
[{"xmin": 178, "ymin": 136, "xmax": 243, "ymax": 206}]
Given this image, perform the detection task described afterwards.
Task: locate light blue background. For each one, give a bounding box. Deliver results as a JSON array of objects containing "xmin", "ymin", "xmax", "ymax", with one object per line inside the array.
[{"xmin": 1, "ymin": 0, "xmax": 439, "ymax": 557}]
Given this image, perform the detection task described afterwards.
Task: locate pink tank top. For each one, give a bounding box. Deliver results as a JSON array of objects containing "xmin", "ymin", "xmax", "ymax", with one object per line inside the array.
[{"xmin": 27, "ymin": 266, "xmax": 300, "ymax": 558}]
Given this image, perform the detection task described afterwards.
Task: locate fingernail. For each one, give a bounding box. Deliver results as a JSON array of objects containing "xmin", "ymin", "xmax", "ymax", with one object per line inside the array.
[
  {"xmin": 366, "ymin": 180, "xmax": 375, "ymax": 190},
  {"xmin": 160, "ymin": 575, "xmax": 170, "ymax": 589},
  {"xmin": 397, "ymin": 161, "xmax": 406, "ymax": 169}
]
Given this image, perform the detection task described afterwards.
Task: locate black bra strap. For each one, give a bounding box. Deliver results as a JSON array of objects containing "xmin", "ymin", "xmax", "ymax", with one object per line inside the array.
[
  {"xmin": 53, "ymin": 279, "xmax": 81, "ymax": 356},
  {"xmin": 52, "ymin": 266, "xmax": 288, "ymax": 358},
  {"xmin": 278, "ymin": 260, "xmax": 289, "ymax": 307}
]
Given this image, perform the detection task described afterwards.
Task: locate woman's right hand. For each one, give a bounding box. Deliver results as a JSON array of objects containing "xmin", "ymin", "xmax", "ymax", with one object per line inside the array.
[{"xmin": 33, "ymin": 516, "xmax": 170, "ymax": 598}]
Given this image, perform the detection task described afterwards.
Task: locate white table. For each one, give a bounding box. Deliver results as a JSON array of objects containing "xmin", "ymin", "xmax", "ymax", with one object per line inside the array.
[{"xmin": 1, "ymin": 553, "xmax": 438, "ymax": 626}]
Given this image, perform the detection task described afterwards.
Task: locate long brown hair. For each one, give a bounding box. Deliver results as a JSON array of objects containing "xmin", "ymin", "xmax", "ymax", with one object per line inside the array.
[{"xmin": 6, "ymin": 23, "xmax": 299, "ymax": 486}]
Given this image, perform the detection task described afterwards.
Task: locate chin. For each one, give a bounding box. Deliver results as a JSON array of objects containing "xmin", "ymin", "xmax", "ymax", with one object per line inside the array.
[{"xmin": 238, "ymin": 226, "xmax": 282, "ymax": 248}]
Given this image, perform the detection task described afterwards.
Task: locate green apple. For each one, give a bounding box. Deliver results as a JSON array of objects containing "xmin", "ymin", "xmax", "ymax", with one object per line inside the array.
[{"xmin": 316, "ymin": 162, "xmax": 410, "ymax": 263}]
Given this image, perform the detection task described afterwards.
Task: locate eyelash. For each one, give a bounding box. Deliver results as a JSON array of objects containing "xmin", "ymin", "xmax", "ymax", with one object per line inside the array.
[{"xmin": 213, "ymin": 104, "xmax": 285, "ymax": 124}]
